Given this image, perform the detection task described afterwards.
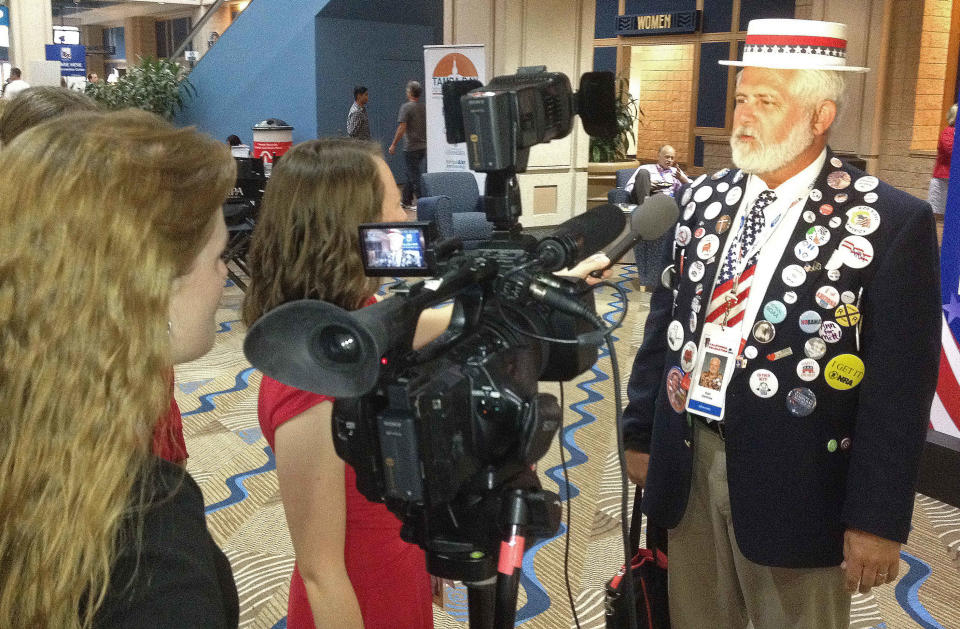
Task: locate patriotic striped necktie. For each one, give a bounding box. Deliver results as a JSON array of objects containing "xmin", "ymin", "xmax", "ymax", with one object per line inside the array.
[{"xmin": 705, "ymin": 189, "xmax": 777, "ymax": 328}]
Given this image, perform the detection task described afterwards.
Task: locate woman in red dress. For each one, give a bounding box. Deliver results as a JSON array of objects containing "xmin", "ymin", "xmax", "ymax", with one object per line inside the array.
[{"xmin": 242, "ymin": 139, "xmax": 442, "ymax": 629}]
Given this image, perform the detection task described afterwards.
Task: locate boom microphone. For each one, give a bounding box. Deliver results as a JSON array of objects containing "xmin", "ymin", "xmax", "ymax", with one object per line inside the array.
[
  {"xmin": 576, "ymin": 71, "xmax": 617, "ymax": 138},
  {"xmin": 590, "ymin": 194, "xmax": 680, "ymax": 277},
  {"xmin": 535, "ymin": 204, "xmax": 626, "ymax": 272}
]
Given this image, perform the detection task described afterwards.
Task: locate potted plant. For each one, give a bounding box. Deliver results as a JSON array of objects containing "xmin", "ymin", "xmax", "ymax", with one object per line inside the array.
[
  {"xmin": 589, "ymin": 75, "xmax": 641, "ymax": 162},
  {"xmin": 86, "ymin": 57, "xmax": 194, "ymax": 121}
]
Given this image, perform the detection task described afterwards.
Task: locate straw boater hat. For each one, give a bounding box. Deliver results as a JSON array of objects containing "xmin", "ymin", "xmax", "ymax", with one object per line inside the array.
[{"xmin": 720, "ymin": 19, "xmax": 869, "ymax": 73}]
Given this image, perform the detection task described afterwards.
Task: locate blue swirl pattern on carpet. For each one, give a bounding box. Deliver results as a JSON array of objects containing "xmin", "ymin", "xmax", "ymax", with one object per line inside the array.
[
  {"xmin": 182, "ymin": 367, "xmax": 256, "ymax": 417},
  {"xmin": 205, "ymin": 445, "xmax": 277, "ymax": 515},
  {"xmin": 515, "ymin": 268, "xmax": 634, "ymax": 623},
  {"xmin": 895, "ymin": 551, "xmax": 944, "ymax": 629},
  {"xmin": 217, "ymin": 319, "xmax": 241, "ymax": 333}
]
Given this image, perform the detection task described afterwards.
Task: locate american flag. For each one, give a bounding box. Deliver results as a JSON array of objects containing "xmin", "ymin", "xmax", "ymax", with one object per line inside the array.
[{"xmin": 933, "ymin": 127, "xmax": 960, "ymax": 436}]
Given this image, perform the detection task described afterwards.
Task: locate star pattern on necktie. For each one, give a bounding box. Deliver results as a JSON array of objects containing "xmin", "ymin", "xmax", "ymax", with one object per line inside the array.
[{"xmin": 718, "ymin": 189, "xmax": 776, "ymax": 282}]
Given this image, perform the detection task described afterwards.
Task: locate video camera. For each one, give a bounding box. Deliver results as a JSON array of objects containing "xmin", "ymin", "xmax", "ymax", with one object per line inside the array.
[{"xmin": 244, "ymin": 67, "xmax": 666, "ymax": 628}]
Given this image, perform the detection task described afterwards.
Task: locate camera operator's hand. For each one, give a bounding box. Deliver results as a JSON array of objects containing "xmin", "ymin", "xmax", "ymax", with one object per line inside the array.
[
  {"xmin": 625, "ymin": 449, "xmax": 650, "ymax": 487},
  {"xmin": 556, "ymin": 253, "xmax": 612, "ymax": 286}
]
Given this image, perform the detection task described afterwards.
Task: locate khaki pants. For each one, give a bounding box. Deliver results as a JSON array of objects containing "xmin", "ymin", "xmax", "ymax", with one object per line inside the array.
[{"xmin": 667, "ymin": 421, "xmax": 851, "ymax": 629}]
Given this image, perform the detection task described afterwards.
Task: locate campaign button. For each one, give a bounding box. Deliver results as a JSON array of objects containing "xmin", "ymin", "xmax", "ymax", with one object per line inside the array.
[
  {"xmin": 694, "ymin": 226, "xmax": 706, "ymax": 239},
  {"xmin": 691, "ymin": 294, "xmax": 702, "ymax": 313},
  {"xmin": 815, "ymin": 285, "xmax": 840, "ymax": 309},
  {"xmin": 689, "ymin": 310, "xmax": 698, "ymax": 333},
  {"xmin": 806, "ymin": 225, "xmax": 831, "ymax": 246},
  {"xmin": 782, "ymin": 265, "xmax": 807, "ymax": 287},
  {"xmin": 819, "ymin": 320, "xmax": 843, "ymax": 343},
  {"xmin": 716, "ymin": 181, "xmax": 730, "ymax": 193},
  {"xmin": 749, "ymin": 369, "xmax": 779, "ymax": 398},
  {"xmin": 681, "ymin": 187, "xmax": 693, "ymax": 206},
  {"xmin": 841, "ymin": 290, "xmax": 856, "ymax": 304},
  {"xmin": 695, "ymin": 283, "xmax": 704, "ymax": 295},
  {"xmin": 786, "ymin": 387, "xmax": 817, "ymax": 417},
  {"xmin": 824, "ymin": 354, "xmax": 865, "ymax": 390},
  {"xmin": 767, "ymin": 347, "xmax": 793, "ymax": 361},
  {"xmin": 834, "ymin": 304, "xmax": 860, "ymax": 327},
  {"xmin": 712, "ymin": 168, "xmax": 730, "ymax": 180},
  {"xmin": 799, "ymin": 310, "xmax": 823, "ymax": 334},
  {"xmin": 675, "ymin": 225, "xmax": 692, "ymax": 246},
  {"xmin": 744, "ymin": 345, "xmax": 759, "ymax": 360},
  {"xmin": 691, "ymin": 173, "xmax": 707, "ymax": 188},
  {"xmin": 803, "ymin": 210, "xmax": 817, "ymax": 224},
  {"xmin": 827, "ymin": 170, "xmax": 851, "ymax": 190},
  {"xmin": 827, "ymin": 269, "xmax": 841, "ymax": 281},
  {"xmin": 683, "ymin": 201, "xmax": 697, "ymax": 221},
  {"xmin": 797, "ymin": 358, "xmax": 821, "ymax": 381},
  {"xmin": 694, "ymin": 185, "xmax": 713, "ymax": 203},
  {"xmin": 795, "ymin": 240, "xmax": 819, "ymax": 262},
  {"xmin": 804, "ymin": 337, "xmax": 827, "ymax": 359},
  {"xmin": 733, "ymin": 169, "xmax": 744, "ymax": 183},
  {"xmin": 863, "ymin": 191, "xmax": 878, "ymax": 204},
  {"xmin": 666, "ymin": 366, "xmax": 688, "ymax": 413},
  {"xmin": 840, "ymin": 437, "xmax": 852, "ymax": 451},
  {"xmin": 697, "ymin": 234, "xmax": 719, "ymax": 260},
  {"xmin": 680, "ymin": 341, "xmax": 698, "ymax": 372},
  {"xmin": 703, "ymin": 201, "xmax": 723, "ymax": 220},
  {"xmin": 783, "ymin": 290, "xmax": 798, "ymax": 304},
  {"xmin": 827, "ymin": 439, "xmax": 838, "ymax": 453},
  {"xmin": 667, "ymin": 320, "xmax": 684, "ymax": 350},
  {"xmin": 834, "ymin": 192, "xmax": 848, "ymax": 205},
  {"xmin": 803, "ymin": 261, "xmax": 822, "ymax": 273},
  {"xmin": 688, "ymin": 260, "xmax": 705, "ymax": 281},
  {"xmin": 763, "ymin": 300, "xmax": 787, "ymax": 324},
  {"xmin": 831, "ymin": 156, "xmax": 843, "ymax": 168},
  {"xmin": 819, "ymin": 203, "xmax": 834, "ymax": 216},
  {"xmin": 752, "ymin": 320, "xmax": 776, "ymax": 344},
  {"xmin": 828, "ymin": 216, "xmax": 842, "ymax": 229},
  {"xmin": 845, "ymin": 206, "xmax": 880, "ymax": 236},
  {"xmin": 725, "ymin": 186, "xmax": 743, "ymax": 206},
  {"xmin": 716, "ymin": 214, "xmax": 732, "ymax": 234},
  {"xmin": 809, "ymin": 188, "xmax": 823, "ymax": 202},
  {"xmin": 853, "ymin": 175, "xmax": 879, "ymax": 193},
  {"xmin": 838, "ymin": 235, "xmax": 874, "ymax": 269}
]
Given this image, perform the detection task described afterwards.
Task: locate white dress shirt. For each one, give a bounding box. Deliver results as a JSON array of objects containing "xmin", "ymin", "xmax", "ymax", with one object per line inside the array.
[{"xmin": 704, "ymin": 149, "xmax": 827, "ymax": 345}]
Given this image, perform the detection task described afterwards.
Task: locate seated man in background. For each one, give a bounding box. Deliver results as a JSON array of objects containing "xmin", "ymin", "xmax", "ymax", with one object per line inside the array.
[{"xmin": 625, "ymin": 144, "xmax": 690, "ymax": 203}]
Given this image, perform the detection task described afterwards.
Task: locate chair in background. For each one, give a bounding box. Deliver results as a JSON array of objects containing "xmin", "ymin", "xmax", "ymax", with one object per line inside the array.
[
  {"xmin": 608, "ymin": 167, "xmax": 650, "ymax": 206},
  {"xmin": 417, "ymin": 171, "xmax": 492, "ymax": 248},
  {"xmin": 221, "ymin": 156, "xmax": 266, "ymax": 291}
]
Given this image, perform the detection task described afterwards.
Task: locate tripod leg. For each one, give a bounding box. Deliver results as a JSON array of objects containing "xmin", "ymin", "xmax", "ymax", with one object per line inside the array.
[
  {"xmin": 465, "ymin": 578, "xmax": 496, "ymax": 629},
  {"xmin": 492, "ymin": 525, "xmax": 525, "ymax": 629}
]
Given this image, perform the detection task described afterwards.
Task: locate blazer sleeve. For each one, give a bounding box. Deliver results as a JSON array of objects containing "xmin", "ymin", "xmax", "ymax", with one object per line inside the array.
[
  {"xmin": 622, "ymin": 218, "xmax": 677, "ymax": 453},
  {"xmin": 841, "ymin": 204, "xmax": 941, "ymax": 543}
]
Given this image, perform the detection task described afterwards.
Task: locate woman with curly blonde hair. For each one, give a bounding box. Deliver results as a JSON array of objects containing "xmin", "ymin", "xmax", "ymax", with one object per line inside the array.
[{"xmin": 0, "ymin": 109, "xmax": 237, "ymax": 628}]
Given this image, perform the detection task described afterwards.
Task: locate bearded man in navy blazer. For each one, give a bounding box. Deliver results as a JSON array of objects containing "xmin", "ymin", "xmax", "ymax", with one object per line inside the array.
[{"xmin": 621, "ymin": 18, "xmax": 941, "ymax": 629}]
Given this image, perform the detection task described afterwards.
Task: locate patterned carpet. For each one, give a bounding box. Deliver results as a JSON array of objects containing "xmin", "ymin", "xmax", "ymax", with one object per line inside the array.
[{"xmin": 177, "ymin": 265, "xmax": 960, "ymax": 629}]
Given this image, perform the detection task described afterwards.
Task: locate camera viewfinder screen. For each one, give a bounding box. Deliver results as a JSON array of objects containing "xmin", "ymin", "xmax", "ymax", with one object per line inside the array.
[{"xmin": 360, "ymin": 224, "xmax": 429, "ymax": 276}]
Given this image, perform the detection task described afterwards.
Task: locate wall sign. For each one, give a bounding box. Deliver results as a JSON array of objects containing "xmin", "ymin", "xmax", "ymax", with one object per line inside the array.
[
  {"xmin": 616, "ymin": 10, "xmax": 700, "ymax": 36},
  {"xmin": 45, "ymin": 44, "xmax": 87, "ymax": 77}
]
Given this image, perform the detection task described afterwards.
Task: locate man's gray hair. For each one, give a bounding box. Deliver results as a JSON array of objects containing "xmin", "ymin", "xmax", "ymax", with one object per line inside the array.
[
  {"xmin": 406, "ymin": 80, "xmax": 422, "ymax": 98},
  {"xmin": 789, "ymin": 69, "xmax": 846, "ymax": 113}
]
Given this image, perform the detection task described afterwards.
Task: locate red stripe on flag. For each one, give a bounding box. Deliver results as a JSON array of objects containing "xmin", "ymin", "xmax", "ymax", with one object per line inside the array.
[
  {"xmin": 935, "ymin": 349, "xmax": 960, "ymax": 432},
  {"xmin": 745, "ymin": 35, "xmax": 847, "ymax": 49}
]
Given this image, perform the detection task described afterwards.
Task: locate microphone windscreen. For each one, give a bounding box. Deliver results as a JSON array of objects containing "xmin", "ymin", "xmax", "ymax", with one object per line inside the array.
[
  {"xmin": 577, "ymin": 72, "xmax": 617, "ymax": 138},
  {"xmin": 442, "ymin": 79, "xmax": 483, "ymax": 143},
  {"xmin": 633, "ymin": 193, "xmax": 680, "ymax": 240},
  {"xmin": 549, "ymin": 203, "xmax": 625, "ymax": 260}
]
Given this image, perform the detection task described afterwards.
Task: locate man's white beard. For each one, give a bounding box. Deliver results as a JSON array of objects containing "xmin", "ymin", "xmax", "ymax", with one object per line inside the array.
[{"xmin": 730, "ymin": 117, "xmax": 815, "ymax": 174}]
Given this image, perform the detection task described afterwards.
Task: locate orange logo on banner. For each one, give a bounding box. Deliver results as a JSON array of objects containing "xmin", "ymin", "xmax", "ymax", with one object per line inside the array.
[{"xmin": 431, "ymin": 53, "xmax": 480, "ymax": 94}]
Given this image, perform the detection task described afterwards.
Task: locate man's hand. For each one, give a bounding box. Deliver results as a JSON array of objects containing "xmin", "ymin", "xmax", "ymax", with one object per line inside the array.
[
  {"xmin": 625, "ymin": 449, "xmax": 650, "ymax": 487},
  {"xmin": 388, "ymin": 144, "xmax": 397, "ymax": 155},
  {"xmin": 841, "ymin": 528, "xmax": 901, "ymax": 593}
]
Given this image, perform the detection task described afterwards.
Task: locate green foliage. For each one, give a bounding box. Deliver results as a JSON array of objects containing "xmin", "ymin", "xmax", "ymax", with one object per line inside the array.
[
  {"xmin": 85, "ymin": 57, "xmax": 195, "ymax": 121},
  {"xmin": 589, "ymin": 75, "xmax": 641, "ymax": 162}
]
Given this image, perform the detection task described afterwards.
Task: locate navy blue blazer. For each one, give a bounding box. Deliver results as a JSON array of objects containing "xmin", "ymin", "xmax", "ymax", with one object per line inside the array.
[{"xmin": 622, "ymin": 151, "xmax": 941, "ymax": 568}]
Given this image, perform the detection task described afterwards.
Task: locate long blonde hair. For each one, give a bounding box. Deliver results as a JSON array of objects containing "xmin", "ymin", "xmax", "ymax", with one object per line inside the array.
[
  {"xmin": 0, "ymin": 109, "xmax": 235, "ymax": 628},
  {"xmin": 242, "ymin": 138, "xmax": 383, "ymax": 325}
]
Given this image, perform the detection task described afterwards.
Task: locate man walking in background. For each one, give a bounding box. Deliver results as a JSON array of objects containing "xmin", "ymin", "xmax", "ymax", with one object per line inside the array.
[
  {"xmin": 389, "ymin": 80, "xmax": 426, "ymax": 209},
  {"xmin": 346, "ymin": 86, "xmax": 371, "ymax": 140},
  {"xmin": 3, "ymin": 68, "xmax": 29, "ymax": 100}
]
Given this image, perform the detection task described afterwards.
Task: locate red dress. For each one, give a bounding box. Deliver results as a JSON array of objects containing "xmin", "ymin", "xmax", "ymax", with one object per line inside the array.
[
  {"xmin": 152, "ymin": 377, "xmax": 188, "ymax": 464},
  {"xmin": 258, "ymin": 374, "xmax": 434, "ymax": 629}
]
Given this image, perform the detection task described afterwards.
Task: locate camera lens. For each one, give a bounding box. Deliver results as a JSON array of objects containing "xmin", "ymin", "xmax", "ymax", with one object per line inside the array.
[{"xmin": 318, "ymin": 325, "xmax": 361, "ymax": 364}]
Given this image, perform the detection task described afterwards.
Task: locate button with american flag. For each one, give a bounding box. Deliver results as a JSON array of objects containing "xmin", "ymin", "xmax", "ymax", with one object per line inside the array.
[{"xmin": 845, "ymin": 207, "xmax": 880, "ymax": 236}]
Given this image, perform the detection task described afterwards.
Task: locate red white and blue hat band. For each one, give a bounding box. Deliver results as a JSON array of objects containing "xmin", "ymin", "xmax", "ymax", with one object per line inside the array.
[{"xmin": 720, "ymin": 19, "xmax": 869, "ymax": 72}]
